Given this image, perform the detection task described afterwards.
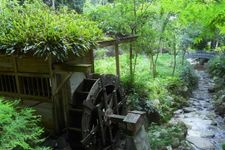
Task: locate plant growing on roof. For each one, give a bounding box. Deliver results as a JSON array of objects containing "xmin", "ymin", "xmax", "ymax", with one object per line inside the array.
[{"xmin": 0, "ymin": 0, "xmax": 103, "ymax": 61}]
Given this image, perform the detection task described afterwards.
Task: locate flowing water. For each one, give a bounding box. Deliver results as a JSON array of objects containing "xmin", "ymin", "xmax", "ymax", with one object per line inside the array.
[{"xmin": 170, "ymin": 69, "xmax": 225, "ymax": 150}]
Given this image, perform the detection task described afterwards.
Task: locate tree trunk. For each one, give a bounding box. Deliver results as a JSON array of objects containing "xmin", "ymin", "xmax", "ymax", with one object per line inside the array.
[
  {"xmin": 150, "ymin": 55, "xmax": 157, "ymax": 78},
  {"xmin": 133, "ymin": 52, "xmax": 138, "ymax": 76},
  {"xmin": 172, "ymin": 35, "xmax": 177, "ymax": 76},
  {"xmin": 52, "ymin": 0, "xmax": 55, "ymax": 9},
  {"xmin": 181, "ymin": 48, "xmax": 187, "ymax": 65},
  {"xmin": 129, "ymin": 42, "xmax": 133, "ymax": 81}
]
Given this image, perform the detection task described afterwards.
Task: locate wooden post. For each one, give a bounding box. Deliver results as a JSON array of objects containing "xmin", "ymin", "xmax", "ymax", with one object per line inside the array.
[
  {"xmin": 13, "ymin": 56, "xmax": 21, "ymax": 97},
  {"xmin": 115, "ymin": 43, "xmax": 120, "ymax": 78},
  {"xmin": 48, "ymin": 55, "xmax": 60, "ymax": 133}
]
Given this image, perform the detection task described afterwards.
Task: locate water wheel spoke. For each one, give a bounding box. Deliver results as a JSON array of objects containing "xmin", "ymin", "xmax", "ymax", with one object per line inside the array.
[
  {"xmin": 68, "ymin": 74, "xmax": 127, "ymax": 150},
  {"xmin": 97, "ymin": 105, "xmax": 106, "ymax": 146}
]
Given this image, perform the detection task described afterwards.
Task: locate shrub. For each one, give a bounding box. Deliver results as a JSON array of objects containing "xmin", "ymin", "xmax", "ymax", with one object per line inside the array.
[
  {"xmin": 179, "ymin": 63, "xmax": 198, "ymax": 90},
  {"xmin": 0, "ymin": 98, "xmax": 49, "ymax": 150},
  {"xmin": 149, "ymin": 122, "xmax": 187, "ymax": 149},
  {"xmin": 207, "ymin": 56, "xmax": 225, "ymax": 78}
]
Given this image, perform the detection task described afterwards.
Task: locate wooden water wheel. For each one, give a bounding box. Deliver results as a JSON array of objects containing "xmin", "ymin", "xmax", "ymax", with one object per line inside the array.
[{"xmin": 67, "ymin": 74, "xmax": 127, "ymax": 150}]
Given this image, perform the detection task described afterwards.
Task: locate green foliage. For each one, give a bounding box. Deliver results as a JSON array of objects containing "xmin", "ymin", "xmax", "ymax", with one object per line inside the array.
[
  {"xmin": 0, "ymin": 98, "xmax": 49, "ymax": 150},
  {"xmin": 149, "ymin": 122, "xmax": 187, "ymax": 149},
  {"xmin": 95, "ymin": 53, "xmax": 194, "ymax": 122},
  {"xmin": 222, "ymin": 143, "xmax": 225, "ymax": 150},
  {"xmin": 207, "ymin": 56, "xmax": 225, "ymax": 78},
  {"xmin": 180, "ymin": 63, "xmax": 198, "ymax": 89},
  {"xmin": 0, "ymin": 0, "xmax": 102, "ymax": 61},
  {"xmin": 86, "ymin": 0, "xmax": 148, "ymax": 35},
  {"xmin": 180, "ymin": 0, "xmax": 225, "ymax": 50}
]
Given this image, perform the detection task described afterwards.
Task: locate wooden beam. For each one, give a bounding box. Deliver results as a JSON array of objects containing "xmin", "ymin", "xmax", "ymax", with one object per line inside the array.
[
  {"xmin": 53, "ymin": 72, "xmax": 72, "ymax": 96},
  {"xmin": 98, "ymin": 35, "xmax": 138, "ymax": 48},
  {"xmin": 115, "ymin": 43, "xmax": 120, "ymax": 78},
  {"xmin": 54, "ymin": 63, "xmax": 92, "ymax": 73}
]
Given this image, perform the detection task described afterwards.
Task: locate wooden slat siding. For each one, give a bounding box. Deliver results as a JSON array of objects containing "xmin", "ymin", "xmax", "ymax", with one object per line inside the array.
[
  {"xmin": 0, "ymin": 72, "xmax": 49, "ymax": 78},
  {"xmin": 17, "ymin": 57, "xmax": 49, "ymax": 73},
  {"xmin": 31, "ymin": 77, "xmax": 35, "ymax": 95},
  {"xmin": 40, "ymin": 78, "xmax": 47, "ymax": 97},
  {"xmin": 36, "ymin": 78, "xmax": 40, "ymax": 97},
  {"xmin": 0, "ymin": 56, "xmax": 14, "ymax": 72},
  {"xmin": 18, "ymin": 76, "xmax": 51, "ymax": 98},
  {"xmin": 13, "ymin": 56, "xmax": 21, "ymax": 96},
  {"xmin": 0, "ymin": 92, "xmax": 50, "ymax": 102},
  {"xmin": 37, "ymin": 78, "xmax": 40, "ymax": 96},
  {"xmin": 0, "ymin": 75, "xmax": 2, "ymax": 91},
  {"xmin": 12, "ymin": 75, "xmax": 16, "ymax": 92},
  {"xmin": 1, "ymin": 75, "xmax": 4, "ymax": 91},
  {"xmin": 8, "ymin": 76, "xmax": 12, "ymax": 92},
  {"xmin": 7, "ymin": 76, "xmax": 12, "ymax": 92},
  {"xmin": 17, "ymin": 73, "xmax": 49, "ymax": 77},
  {"xmin": 27, "ymin": 77, "xmax": 31, "ymax": 95}
]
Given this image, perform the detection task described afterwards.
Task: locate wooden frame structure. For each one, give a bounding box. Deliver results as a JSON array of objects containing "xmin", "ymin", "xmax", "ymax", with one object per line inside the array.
[
  {"xmin": 98, "ymin": 35, "xmax": 138, "ymax": 78},
  {"xmin": 0, "ymin": 35, "xmax": 137, "ymax": 134}
]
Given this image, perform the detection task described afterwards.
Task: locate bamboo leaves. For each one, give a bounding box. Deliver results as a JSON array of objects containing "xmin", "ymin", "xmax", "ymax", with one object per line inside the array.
[{"xmin": 0, "ymin": 0, "xmax": 102, "ymax": 61}]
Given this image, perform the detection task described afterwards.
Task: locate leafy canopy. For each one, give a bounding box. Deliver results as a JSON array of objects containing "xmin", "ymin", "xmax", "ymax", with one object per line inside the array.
[{"xmin": 0, "ymin": 0, "xmax": 102, "ymax": 61}]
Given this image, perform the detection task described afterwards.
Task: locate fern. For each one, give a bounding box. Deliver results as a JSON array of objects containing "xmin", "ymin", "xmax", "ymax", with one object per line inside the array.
[{"xmin": 0, "ymin": 98, "xmax": 49, "ymax": 150}]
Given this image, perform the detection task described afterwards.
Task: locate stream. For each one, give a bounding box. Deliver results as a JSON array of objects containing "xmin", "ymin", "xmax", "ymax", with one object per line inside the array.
[{"xmin": 170, "ymin": 69, "xmax": 225, "ymax": 150}]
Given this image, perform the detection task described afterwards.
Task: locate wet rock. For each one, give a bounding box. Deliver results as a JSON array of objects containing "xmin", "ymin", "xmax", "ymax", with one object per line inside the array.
[
  {"xmin": 197, "ymin": 97, "xmax": 204, "ymax": 100},
  {"xmin": 174, "ymin": 109, "xmax": 183, "ymax": 115},
  {"xmin": 183, "ymin": 107, "xmax": 195, "ymax": 113},
  {"xmin": 166, "ymin": 146, "xmax": 172, "ymax": 150},
  {"xmin": 187, "ymin": 136, "xmax": 214, "ymax": 150},
  {"xmin": 208, "ymin": 87, "xmax": 216, "ymax": 93},
  {"xmin": 215, "ymin": 102, "xmax": 225, "ymax": 117}
]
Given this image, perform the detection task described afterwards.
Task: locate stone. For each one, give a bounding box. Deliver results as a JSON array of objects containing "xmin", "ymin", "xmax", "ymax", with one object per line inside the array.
[
  {"xmin": 208, "ymin": 87, "xmax": 215, "ymax": 93},
  {"xmin": 166, "ymin": 146, "xmax": 172, "ymax": 150},
  {"xmin": 183, "ymin": 107, "xmax": 195, "ymax": 113},
  {"xmin": 174, "ymin": 109, "xmax": 183, "ymax": 115},
  {"xmin": 187, "ymin": 136, "xmax": 214, "ymax": 150},
  {"xmin": 125, "ymin": 126, "xmax": 151, "ymax": 150},
  {"xmin": 197, "ymin": 97, "xmax": 205, "ymax": 100}
]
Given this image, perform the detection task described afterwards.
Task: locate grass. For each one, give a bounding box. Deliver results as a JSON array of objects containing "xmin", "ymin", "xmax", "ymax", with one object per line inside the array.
[{"xmin": 95, "ymin": 53, "xmax": 183, "ymax": 79}]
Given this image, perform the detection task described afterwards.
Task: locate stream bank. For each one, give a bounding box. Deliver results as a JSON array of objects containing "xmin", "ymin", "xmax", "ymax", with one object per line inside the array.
[{"xmin": 170, "ymin": 69, "xmax": 225, "ymax": 150}]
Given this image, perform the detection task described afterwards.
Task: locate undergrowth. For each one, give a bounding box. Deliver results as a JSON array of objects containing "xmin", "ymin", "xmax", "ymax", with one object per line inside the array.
[
  {"xmin": 149, "ymin": 122, "xmax": 187, "ymax": 149},
  {"xmin": 207, "ymin": 55, "xmax": 225, "ymax": 117},
  {"xmin": 95, "ymin": 53, "xmax": 197, "ymax": 122},
  {"xmin": 0, "ymin": 98, "xmax": 49, "ymax": 150}
]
